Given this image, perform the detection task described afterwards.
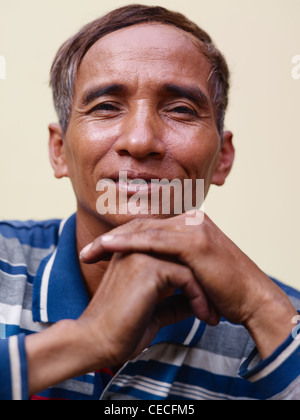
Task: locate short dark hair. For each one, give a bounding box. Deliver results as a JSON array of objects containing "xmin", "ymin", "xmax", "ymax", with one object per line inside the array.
[{"xmin": 50, "ymin": 4, "xmax": 230, "ymax": 137}]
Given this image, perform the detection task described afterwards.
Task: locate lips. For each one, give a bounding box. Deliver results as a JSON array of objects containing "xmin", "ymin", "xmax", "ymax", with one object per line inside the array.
[
  {"xmin": 107, "ymin": 170, "xmax": 165, "ymax": 183},
  {"xmin": 97, "ymin": 170, "xmax": 171, "ymax": 197},
  {"xmin": 96, "ymin": 169, "xmax": 191, "ymax": 216}
]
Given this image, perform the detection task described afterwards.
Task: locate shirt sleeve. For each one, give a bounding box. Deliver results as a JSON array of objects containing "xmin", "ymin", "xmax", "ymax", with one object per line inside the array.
[
  {"xmin": 239, "ymin": 329, "xmax": 300, "ymax": 400},
  {"xmin": 0, "ymin": 334, "xmax": 28, "ymax": 400}
]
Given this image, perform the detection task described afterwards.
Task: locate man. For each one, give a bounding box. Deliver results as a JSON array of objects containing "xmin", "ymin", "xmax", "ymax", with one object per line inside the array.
[{"xmin": 0, "ymin": 4, "xmax": 299, "ymax": 400}]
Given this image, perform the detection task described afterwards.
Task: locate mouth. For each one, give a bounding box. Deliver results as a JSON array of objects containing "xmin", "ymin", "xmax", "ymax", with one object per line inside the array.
[
  {"xmin": 103, "ymin": 170, "xmax": 172, "ymax": 196},
  {"xmin": 109, "ymin": 170, "xmax": 164, "ymax": 182},
  {"xmin": 95, "ymin": 170, "xmax": 200, "ymax": 217}
]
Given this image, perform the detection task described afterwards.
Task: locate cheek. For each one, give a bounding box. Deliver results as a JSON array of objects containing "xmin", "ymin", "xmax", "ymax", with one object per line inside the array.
[
  {"xmin": 65, "ymin": 123, "xmax": 117, "ymax": 181},
  {"xmin": 64, "ymin": 127, "xmax": 112, "ymax": 211},
  {"xmin": 169, "ymin": 132, "xmax": 220, "ymax": 180}
]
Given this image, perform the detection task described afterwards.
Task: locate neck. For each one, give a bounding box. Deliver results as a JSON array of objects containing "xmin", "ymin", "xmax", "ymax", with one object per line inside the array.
[{"xmin": 76, "ymin": 207, "xmax": 114, "ymax": 297}]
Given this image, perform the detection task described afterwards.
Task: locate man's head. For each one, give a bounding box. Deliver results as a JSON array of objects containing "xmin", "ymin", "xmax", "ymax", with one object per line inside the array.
[
  {"xmin": 48, "ymin": 5, "xmax": 235, "ymax": 228},
  {"xmin": 50, "ymin": 4, "xmax": 230, "ymax": 138}
]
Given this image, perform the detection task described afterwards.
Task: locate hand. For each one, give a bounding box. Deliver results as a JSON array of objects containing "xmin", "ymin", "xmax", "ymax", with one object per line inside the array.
[
  {"xmin": 28, "ymin": 247, "xmax": 217, "ymax": 395},
  {"xmin": 78, "ymin": 251, "xmax": 219, "ymax": 368},
  {"xmin": 81, "ymin": 212, "xmax": 298, "ymax": 358}
]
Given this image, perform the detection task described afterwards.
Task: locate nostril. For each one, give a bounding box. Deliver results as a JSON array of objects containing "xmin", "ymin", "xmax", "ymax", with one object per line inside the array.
[{"xmin": 115, "ymin": 139, "xmax": 166, "ymax": 160}]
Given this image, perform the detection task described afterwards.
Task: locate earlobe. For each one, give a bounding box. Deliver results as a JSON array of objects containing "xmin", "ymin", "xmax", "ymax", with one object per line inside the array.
[
  {"xmin": 211, "ymin": 131, "xmax": 235, "ymax": 186},
  {"xmin": 48, "ymin": 123, "xmax": 69, "ymax": 179}
]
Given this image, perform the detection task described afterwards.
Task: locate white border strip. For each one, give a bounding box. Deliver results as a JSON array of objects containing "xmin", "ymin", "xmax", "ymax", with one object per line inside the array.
[
  {"xmin": 39, "ymin": 217, "xmax": 68, "ymax": 323},
  {"xmin": 39, "ymin": 249, "xmax": 57, "ymax": 323},
  {"xmin": 9, "ymin": 336, "xmax": 22, "ymax": 400}
]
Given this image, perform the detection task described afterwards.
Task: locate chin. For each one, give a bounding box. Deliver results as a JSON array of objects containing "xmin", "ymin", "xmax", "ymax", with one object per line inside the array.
[{"xmin": 97, "ymin": 211, "xmax": 176, "ymax": 228}]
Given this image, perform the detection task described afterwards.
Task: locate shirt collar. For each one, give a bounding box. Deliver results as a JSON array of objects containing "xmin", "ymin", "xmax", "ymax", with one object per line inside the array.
[
  {"xmin": 32, "ymin": 213, "xmax": 90, "ymax": 324},
  {"xmin": 32, "ymin": 213, "xmax": 205, "ymax": 346}
]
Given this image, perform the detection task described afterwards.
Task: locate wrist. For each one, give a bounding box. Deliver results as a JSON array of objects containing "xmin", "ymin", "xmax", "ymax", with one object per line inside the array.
[
  {"xmin": 26, "ymin": 319, "xmax": 103, "ymax": 396},
  {"xmin": 244, "ymin": 291, "xmax": 297, "ymax": 359}
]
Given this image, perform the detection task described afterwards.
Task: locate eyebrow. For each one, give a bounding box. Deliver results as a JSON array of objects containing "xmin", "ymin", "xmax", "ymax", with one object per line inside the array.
[
  {"xmin": 80, "ymin": 84, "xmax": 126, "ymax": 107},
  {"xmin": 80, "ymin": 82, "xmax": 211, "ymax": 110},
  {"xmin": 162, "ymin": 84, "xmax": 211, "ymax": 110}
]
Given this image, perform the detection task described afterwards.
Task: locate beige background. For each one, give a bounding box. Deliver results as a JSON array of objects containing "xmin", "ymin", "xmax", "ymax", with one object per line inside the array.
[{"xmin": 0, "ymin": 0, "xmax": 299, "ymax": 289}]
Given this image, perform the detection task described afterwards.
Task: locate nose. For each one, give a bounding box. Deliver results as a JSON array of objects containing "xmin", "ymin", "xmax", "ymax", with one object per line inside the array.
[{"xmin": 114, "ymin": 107, "xmax": 166, "ymax": 160}]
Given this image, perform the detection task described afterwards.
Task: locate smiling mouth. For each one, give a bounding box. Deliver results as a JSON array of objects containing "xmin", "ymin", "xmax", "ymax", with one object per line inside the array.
[
  {"xmin": 102, "ymin": 170, "xmax": 173, "ymax": 195},
  {"xmin": 96, "ymin": 170, "xmax": 205, "ymax": 219},
  {"xmin": 110, "ymin": 170, "xmax": 166, "ymax": 182},
  {"xmin": 116, "ymin": 177, "xmax": 163, "ymax": 196}
]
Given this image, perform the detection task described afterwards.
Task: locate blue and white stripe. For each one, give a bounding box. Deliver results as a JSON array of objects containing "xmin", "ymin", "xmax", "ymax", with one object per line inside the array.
[{"xmin": 1, "ymin": 215, "xmax": 300, "ymax": 400}]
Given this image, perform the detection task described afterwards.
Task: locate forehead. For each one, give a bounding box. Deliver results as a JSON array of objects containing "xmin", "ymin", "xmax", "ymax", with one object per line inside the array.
[{"xmin": 75, "ymin": 23, "xmax": 212, "ymax": 96}]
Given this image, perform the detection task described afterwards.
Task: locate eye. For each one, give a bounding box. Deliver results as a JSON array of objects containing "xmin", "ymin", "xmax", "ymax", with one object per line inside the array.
[
  {"xmin": 171, "ymin": 106, "xmax": 198, "ymax": 116},
  {"xmin": 86, "ymin": 101, "xmax": 124, "ymax": 120},
  {"xmin": 90, "ymin": 102, "xmax": 119, "ymax": 113},
  {"xmin": 164, "ymin": 103, "xmax": 199, "ymax": 121}
]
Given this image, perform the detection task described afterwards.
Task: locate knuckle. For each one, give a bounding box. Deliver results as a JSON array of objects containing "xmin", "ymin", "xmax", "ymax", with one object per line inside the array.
[
  {"xmin": 144, "ymin": 228, "xmax": 162, "ymax": 239},
  {"xmin": 127, "ymin": 218, "xmax": 145, "ymax": 231},
  {"xmin": 125, "ymin": 252, "xmax": 152, "ymax": 265},
  {"xmin": 193, "ymin": 228, "xmax": 211, "ymax": 253}
]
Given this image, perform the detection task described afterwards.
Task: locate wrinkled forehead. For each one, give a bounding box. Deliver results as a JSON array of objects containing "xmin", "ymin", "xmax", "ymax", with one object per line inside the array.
[
  {"xmin": 75, "ymin": 23, "xmax": 212, "ymax": 96},
  {"xmin": 89, "ymin": 23, "xmax": 200, "ymax": 52}
]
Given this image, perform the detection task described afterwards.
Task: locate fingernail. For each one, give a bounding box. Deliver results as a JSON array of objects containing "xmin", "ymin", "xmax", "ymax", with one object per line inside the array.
[
  {"xmin": 101, "ymin": 235, "xmax": 115, "ymax": 243},
  {"xmin": 80, "ymin": 243, "xmax": 93, "ymax": 259}
]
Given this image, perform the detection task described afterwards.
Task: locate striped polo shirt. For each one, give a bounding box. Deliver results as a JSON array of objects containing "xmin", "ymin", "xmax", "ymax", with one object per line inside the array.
[{"xmin": 1, "ymin": 213, "xmax": 300, "ymax": 400}]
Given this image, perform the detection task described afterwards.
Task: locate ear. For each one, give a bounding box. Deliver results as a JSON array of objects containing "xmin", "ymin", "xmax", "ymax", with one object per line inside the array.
[
  {"xmin": 48, "ymin": 123, "xmax": 69, "ymax": 179},
  {"xmin": 211, "ymin": 131, "xmax": 235, "ymax": 186}
]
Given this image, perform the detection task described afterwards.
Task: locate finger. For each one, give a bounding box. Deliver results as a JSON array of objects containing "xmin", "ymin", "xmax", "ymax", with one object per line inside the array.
[
  {"xmin": 79, "ymin": 229, "xmax": 177, "ymax": 264},
  {"xmin": 80, "ymin": 226, "xmax": 221, "ymax": 324},
  {"xmin": 155, "ymin": 294, "xmax": 220, "ymax": 328},
  {"xmin": 80, "ymin": 228, "xmax": 217, "ymax": 323},
  {"xmin": 79, "ymin": 215, "xmax": 191, "ymax": 263},
  {"xmin": 80, "ymin": 239, "xmax": 113, "ymax": 263},
  {"xmin": 79, "ymin": 222, "xmax": 144, "ymax": 263},
  {"xmin": 178, "ymin": 274, "xmax": 220, "ymax": 326},
  {"xmin": 154, "ymin": 294, "xmax": 193, "ymax": 327},
  {"xmin": 104, "ymin": 254, "xmax": 213, "ymax": 325},
  {"xmin": 95, "ymin": 229, "xmax": 188, "ymax": 260},
  {"xmin": 157, "ymin": 261, "xmax": 219, "ymax": 325}
]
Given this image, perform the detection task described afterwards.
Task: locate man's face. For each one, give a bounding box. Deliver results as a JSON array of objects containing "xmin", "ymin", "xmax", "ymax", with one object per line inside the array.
[{"xmin": 51, "ymin": 23, "xmax": 234, "ymax": 227}]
